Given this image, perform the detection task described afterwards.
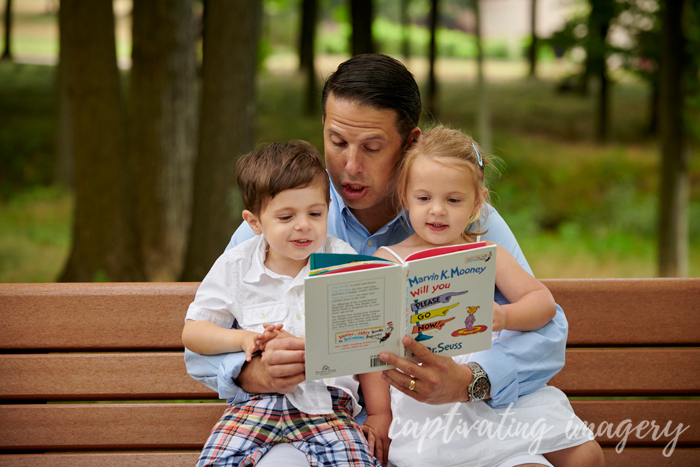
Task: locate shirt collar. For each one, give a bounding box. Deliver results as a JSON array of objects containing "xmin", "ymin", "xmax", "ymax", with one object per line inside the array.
[
  {"xmin": 329, "ymin": 175, "xmax": 410, "ymax": 235},
  {"xmin": 242, "ymin": 234, "xmax": 325, "ymax": 286}
]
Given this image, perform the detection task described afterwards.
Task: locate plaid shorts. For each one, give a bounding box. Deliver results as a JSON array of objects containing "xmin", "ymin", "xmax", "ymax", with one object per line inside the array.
[{"xmin": 197, "ymin": 388, "xmax": 381, "ymax": 467}]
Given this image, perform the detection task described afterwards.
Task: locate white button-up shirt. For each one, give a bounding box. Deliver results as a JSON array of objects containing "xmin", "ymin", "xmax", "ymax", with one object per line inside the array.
[{"xmin": 186, "ymin": 234, "xmax": 361, "ymax": 415}]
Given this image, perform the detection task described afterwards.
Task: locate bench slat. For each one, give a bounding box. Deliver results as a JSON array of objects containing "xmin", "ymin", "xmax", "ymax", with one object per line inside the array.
[
  {"xmin": 0, "ymin": 353, "xmax": 218, "ymax": 400},
  {"xmin": 2, "ymin": 348, "xmax": 697, "ymax": 400},
  {"xmin": 0, "ymin": 403, "xmax": 226, "ymax": 450},
  {"xmin": 1, "ymin": 448, "xmax": 698, "ymax": 467},
  {"xmin": 1, "ymin": 401, "xmax": 698, "ymax": 450},
  {"xmin": 544, "ymin": 279, "xmax": 700, "ymax": 346},
  {"xmin": 2, "ymin": 280, "xmax": 699, "ymax": 350},
  {"xmin": 0, "ymin": 283, "xmax": 196, "ymax": 350},
  {"xmin": 0, "ymin": 452, "xmax": 201, "ymax": 467},
  {"xmin": 550, "ymin": 348, "xmax": 700, "ymax": 396}
]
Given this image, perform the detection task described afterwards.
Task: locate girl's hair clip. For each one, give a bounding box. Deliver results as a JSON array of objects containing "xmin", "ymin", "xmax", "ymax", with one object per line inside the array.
[{"xmin": 472, "ymin": 142, "xmax": 483, "ymax": 167}]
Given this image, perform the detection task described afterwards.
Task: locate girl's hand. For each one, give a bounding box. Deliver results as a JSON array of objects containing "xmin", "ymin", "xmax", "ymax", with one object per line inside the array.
[
  {"xmin": 492, "ymin": 301, "xmax": 506, "ymax": 332},
  {"xmin": 360, "ymin": 413, "xmax": 392, "ymax": 466}
]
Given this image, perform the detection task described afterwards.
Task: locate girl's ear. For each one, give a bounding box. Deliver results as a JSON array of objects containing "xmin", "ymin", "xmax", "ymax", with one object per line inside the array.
[
  {"xmin": 242, "ymin": 210, "xmax": 263, "ymax": 235},
  {"xmin": 471, "ymin": 188, "xmax": 489, "ymax": 217}
]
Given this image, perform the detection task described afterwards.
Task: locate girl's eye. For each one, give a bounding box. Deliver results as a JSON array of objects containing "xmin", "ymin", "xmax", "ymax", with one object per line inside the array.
[
  {"xmin": 417, "ymin": 196, "xmax": 430, "ymax": 202},
  {"xmin": 309, "ymin": 212, "xmax": 322, "ymax": 217},
  {"xmin": 448, "ymin": 198, "xmax": 462, "ymax": 204},
  {"xmin": 278, "ymin": 215, "xmax": 292, "ymax": 221}
]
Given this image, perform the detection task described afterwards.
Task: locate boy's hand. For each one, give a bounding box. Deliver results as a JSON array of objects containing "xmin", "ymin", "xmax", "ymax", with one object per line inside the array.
[
  {"xmin": 256, "ymin": 324, "xmax": 296, "ymax": 351},
  {"xmin": 492, "ymin": 302, "xmax": 506, "ymax": 332},
  {"xmin": 242, "ymin": 332, "xmax": 261, "ymax": 362},
  {"xmin": 360, "ymin": 413, "xmax": 392, "ymax": 466}
]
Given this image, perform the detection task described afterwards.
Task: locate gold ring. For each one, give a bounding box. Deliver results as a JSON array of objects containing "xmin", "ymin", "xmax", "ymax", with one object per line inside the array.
[{"xmin": 408, "ymin": 379, "xmax": 416, "ymax": 391}]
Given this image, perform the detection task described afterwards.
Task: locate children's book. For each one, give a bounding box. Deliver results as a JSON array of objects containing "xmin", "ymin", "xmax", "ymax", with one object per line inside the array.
[{"xmin": 304, "ymin": 242, "xmax": 497, "ymax": 380}]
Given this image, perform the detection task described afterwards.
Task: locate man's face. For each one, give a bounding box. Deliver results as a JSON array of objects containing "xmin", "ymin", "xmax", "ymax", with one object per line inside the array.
[{"xmin": 323, "ymin": 94, "xmax": 407, "ymax": 216}]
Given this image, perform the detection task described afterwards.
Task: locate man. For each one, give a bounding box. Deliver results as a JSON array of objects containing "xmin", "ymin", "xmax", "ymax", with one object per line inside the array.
[{"xmin": 185, "ymin": 54, "xmax": 568, "ymax": 467}]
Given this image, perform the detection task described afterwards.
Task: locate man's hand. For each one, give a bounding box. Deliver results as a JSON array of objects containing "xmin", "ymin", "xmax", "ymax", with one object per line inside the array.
[
  {"xmin": 360, "ymin": 413, "xmax": 392, "ymax": 466},
  {"xmin": 235, "ymin": 335, "xmax": 306, "ymax": 394},
  {"xmin": 379, "ymin": 335, "xmax": 473, "ymax": 405}
]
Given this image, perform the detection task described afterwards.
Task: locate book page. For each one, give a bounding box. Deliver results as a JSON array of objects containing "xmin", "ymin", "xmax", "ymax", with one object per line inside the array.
[
  {"xmin": 403, "ymin": 244, "xmax": 497, "ymax": 360},
  {"xmin": 305, "ymin": 264, "xmax": 404, "ymax": 379}
]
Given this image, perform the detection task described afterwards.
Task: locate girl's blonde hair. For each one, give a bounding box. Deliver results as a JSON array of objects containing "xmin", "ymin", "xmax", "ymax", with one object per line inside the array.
[{"xmin": 395, "ymin": 125, "xmax": 491, "ymax": 240}]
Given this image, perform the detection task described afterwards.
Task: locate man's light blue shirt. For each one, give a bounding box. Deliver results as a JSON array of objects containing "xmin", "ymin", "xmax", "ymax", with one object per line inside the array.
[{"xmin": 184, "ymin": 177, "xmax": 568, "ymax": 407}]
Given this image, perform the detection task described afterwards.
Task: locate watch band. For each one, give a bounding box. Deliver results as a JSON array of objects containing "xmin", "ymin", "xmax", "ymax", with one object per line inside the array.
[{"xmin": 466, "ymin": 362, "xmax": 490, "ymax": 402}]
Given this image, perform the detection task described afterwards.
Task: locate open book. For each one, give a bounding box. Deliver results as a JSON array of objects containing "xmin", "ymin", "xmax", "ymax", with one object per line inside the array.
[{"xmin": 304, "ymin": 242, "xmax": 497, "ymax": 380}]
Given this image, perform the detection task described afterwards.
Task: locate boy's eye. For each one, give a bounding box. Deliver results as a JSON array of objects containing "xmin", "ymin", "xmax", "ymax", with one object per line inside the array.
[
  {"xmin": 278, "ymin": 215, "xmax": 292, "ymax": 221},
  {"xmin": 309, "ymin": 212, "xmax": 323, "ymax": 217}
]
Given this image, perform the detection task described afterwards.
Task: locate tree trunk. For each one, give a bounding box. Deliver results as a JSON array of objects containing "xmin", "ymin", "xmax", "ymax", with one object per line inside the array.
[
  {"xmin": 474, "ymin": 0, "xmax": 491, "ymax": 152},
  {"xmin": 130, "ymin": 0, "xmax": 197, "ymax": 281},
  {"xmin": 426, "ymin": 0, "xmax": 438, "ymax": 120},
  {"xmin": 528, "ymin": 0, "xmax": 538, "ymax": 78},
  {"xmin": 658, "ymin": 0, "xmax": 689, "ymax": 277},
  {"xmin": 350, "ymin": 0, "xmax": 374, "ymax": 56},
  {"xmin": 1, "ymin": 0, "xmax": 12, "ymax": 60},
  {"xmin": 59, "ymin": 0, "xmax": 145, "ymax": 282},
  {"xmin": 585, "ymin": 0, "xmax": 613, "ymax": 142},
  {"xmin": 400, "ymin": 0, "xmax": 410, "ymax": 60},
  {"xmin": 180, "ymin": 0, "xmax": 261, "ymax": 281},
  {"xmin": 54, "ymin": 2, "xmax": 74, "ymax": 189},
  {"xmin": 299, "ymin": 0, "xmax": 318, "ymax": 115}
]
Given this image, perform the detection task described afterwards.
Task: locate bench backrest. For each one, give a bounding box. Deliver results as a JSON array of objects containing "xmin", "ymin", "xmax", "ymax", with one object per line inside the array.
[{"xmin": 1, "ymin": 279, "xmax": 698, "ymax": 466}]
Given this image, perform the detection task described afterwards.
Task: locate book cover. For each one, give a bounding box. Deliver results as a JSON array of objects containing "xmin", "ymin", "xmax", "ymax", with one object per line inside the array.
[{"xmin": 304, "ymin": 243, "xmax": 496, "ymax": 380}]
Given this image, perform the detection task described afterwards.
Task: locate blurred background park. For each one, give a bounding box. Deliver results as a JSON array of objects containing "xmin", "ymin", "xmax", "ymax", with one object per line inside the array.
[{"xmin": 0, "ymin": 0, "xmax": 698, "ymax": 283}]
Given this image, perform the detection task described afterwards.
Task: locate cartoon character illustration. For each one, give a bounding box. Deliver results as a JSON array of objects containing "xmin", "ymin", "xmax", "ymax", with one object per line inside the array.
[
  {"xmin": 379, "ymin": 321, "xmax": 394, "ymax": 343},
  {"xmin": 464, "ymin": 306, "xmax": 480, "ymax": 330}
]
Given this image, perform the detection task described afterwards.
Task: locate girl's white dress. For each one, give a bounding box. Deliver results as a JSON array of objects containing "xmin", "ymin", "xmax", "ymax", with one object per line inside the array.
[{"xmin": 377, "ymin": 246, "xmax": 594, "ymax": 467}]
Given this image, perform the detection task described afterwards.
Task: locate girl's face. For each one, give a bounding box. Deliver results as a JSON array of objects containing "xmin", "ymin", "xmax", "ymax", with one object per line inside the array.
[{"xmin": 404, "ymin": 156, "xmax": 485, "ymax": 246}]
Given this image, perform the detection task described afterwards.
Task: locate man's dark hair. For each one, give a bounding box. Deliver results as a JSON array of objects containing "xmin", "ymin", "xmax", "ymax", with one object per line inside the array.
[
  {"xmin": 236, "ymin": 141, "xmax": 330, "ymax": 216},
  {"xmin": 321, "ymin": 54, "xmax": 422, "ymax": 143}
]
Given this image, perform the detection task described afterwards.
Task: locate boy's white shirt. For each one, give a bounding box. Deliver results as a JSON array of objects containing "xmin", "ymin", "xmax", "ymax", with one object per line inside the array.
[{"xmin": 185, "ymin": 234, "xmax": 361, "ymax": 415}]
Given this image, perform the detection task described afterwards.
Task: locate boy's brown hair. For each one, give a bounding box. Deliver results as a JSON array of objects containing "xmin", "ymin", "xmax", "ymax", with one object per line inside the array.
[{"xmin": 236, "ymin": 141, "xmax": 330, "ymax": 216}]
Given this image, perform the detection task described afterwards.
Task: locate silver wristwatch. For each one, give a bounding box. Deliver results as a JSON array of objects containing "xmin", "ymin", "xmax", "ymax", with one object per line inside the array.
[{"xmin": 466, "ymin": 362, "xmax": 490, "ymax": 402}]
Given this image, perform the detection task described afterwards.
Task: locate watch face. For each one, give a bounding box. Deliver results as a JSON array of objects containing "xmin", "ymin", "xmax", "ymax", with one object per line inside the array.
[{"xmin": 473, "ymin": 377, "xmax": 489, "ymax": 399}]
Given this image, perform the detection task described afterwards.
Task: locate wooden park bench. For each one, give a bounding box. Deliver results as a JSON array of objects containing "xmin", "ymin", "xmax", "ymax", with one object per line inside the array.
[{"xmin": 0, "ymin": 279, "xmax": 698, "ymax": 466}]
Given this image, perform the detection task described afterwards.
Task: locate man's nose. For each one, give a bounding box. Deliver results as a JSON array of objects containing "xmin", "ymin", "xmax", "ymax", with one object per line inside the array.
[{"xmin": 345, "ymin": 147, "xmax": 363, "ymax": 175}]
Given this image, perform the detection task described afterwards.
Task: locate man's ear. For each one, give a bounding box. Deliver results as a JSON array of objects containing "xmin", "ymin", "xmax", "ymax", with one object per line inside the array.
[
  {"xmin": 404, "ymin": 127, "xmax": 422, "ymax": 148},
  {"xmin": 242, "ymin": 210, "xmax": 263, "ymax": 235}
]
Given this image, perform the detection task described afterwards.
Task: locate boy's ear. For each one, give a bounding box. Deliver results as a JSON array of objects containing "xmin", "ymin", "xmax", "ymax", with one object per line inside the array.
[{"xmin": 242, "ymin": 210, "xmax": 263, "ymax": 235}]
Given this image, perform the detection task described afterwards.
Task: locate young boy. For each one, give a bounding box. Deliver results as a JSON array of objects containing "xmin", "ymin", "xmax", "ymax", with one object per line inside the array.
[{"xmin": 182, "ymin": 141, "xmax": 390, "ymax": 467}]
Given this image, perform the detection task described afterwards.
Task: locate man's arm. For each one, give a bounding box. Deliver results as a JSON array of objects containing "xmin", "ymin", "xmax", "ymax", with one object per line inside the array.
[
  {"xmin": 473, "ymin": 204, "xmax": 568, "ymax": 407},
  {"xmin": 184, "ymin": 222, "xmax": 256, "ymax": 399}
]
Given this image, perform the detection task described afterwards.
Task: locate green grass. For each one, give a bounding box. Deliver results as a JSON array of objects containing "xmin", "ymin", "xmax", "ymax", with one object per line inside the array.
[{"xmin": 1, "ymin": 60, "xmax": 698, "ymax": 282}]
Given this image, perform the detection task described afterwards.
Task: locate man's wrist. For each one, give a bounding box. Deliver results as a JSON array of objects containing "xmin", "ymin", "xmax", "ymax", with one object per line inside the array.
[{"xmin": 466, "ymin": 362, "xmax": 490, "ymax": 402}]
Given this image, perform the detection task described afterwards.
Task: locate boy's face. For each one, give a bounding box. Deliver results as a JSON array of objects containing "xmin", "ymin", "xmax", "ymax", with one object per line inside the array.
[{"xmin": 243, "ymin": 179, "xmax": 329, "ymax": 273}]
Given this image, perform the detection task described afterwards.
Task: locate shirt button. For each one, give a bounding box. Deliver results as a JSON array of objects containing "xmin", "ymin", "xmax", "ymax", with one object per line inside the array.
[
  {"xmin": 367, "ymin": 239, "xmax": 374, "ymax": 247},
  {"xmin": 260, "ymin": 311, "xmax": 266, "ymax": 318},
  {"xmin": 296, "ymin": 313, "xmax": 302, "ymax": 320}
]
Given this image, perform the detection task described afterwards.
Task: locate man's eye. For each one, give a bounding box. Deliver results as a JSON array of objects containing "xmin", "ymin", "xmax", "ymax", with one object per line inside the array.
[{"xmin": 364, "ymin": 146, "xmax": 380, "ymax": 153}]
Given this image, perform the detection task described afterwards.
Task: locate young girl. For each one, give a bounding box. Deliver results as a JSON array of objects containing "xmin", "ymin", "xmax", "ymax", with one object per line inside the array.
[{"xmin": 375, "ymin": 126, "xmax": 604, "ymax": 467}]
